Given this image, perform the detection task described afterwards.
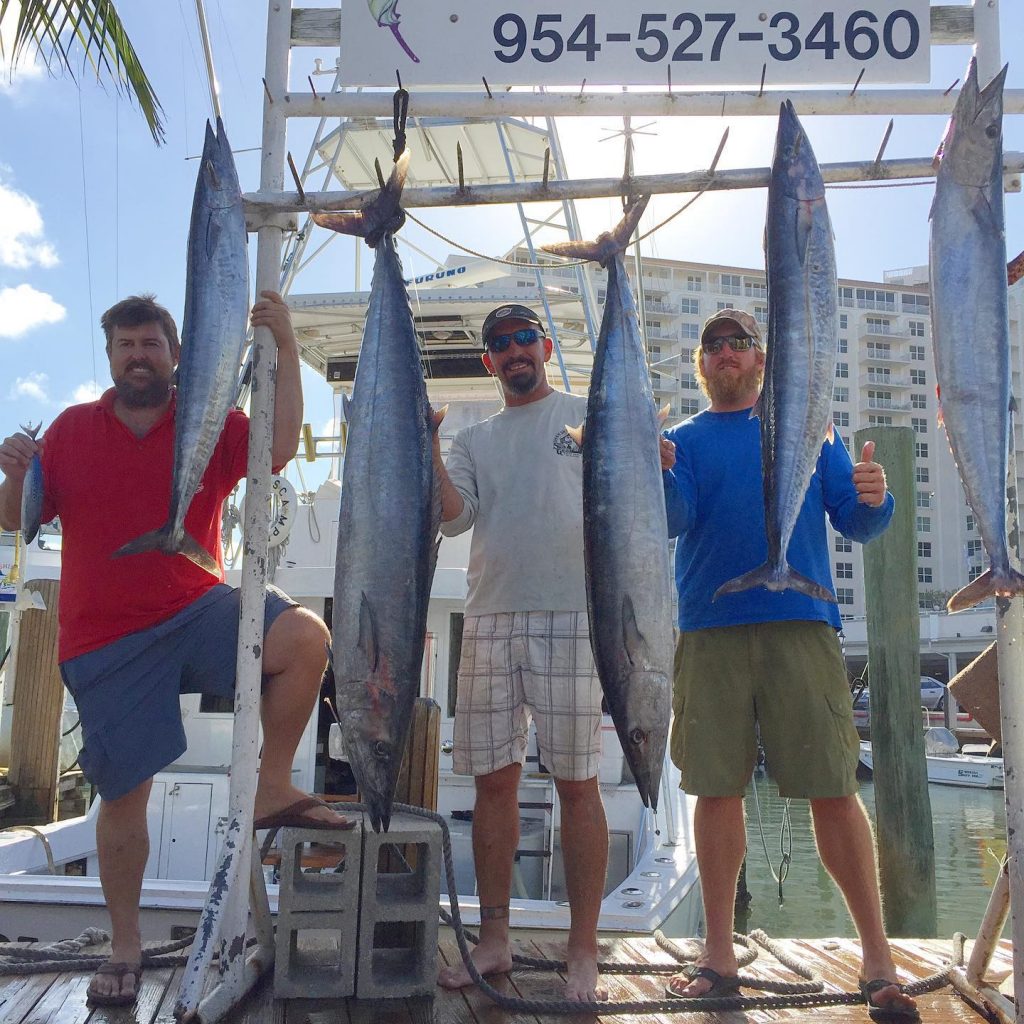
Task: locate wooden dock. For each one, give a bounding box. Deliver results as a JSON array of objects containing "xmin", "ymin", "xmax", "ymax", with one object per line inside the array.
[{"xmin": 0, "ymin": 933, "xmax": 1011, "ymax": 1024}]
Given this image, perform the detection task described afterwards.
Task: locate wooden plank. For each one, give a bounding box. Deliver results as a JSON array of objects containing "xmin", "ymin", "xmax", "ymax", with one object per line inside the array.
[
  {"xmin": 291, "ymin": 9, "xmax": 340, "ymax": 47},
  {"xmin": 8, "ymin": 579, "xmax": 63, "ymax": 823},
  {"xmin": 86, "ymin": 962, "xmax": 176, "ymax": 1024},
  {"xmin": 151, "ymin": 965, "xmax": 186, "ymax": 1024},
  {"xmin": 0, "ymin": 969, "xmax": 61, "ymax": 1024},
  {"xmin": 436, "ymin": 934, "xmax": 541, "ymax": 1024},
  {"xmin": 18, "ymin": 971, "xmax": 91, "ymax": 1024}
]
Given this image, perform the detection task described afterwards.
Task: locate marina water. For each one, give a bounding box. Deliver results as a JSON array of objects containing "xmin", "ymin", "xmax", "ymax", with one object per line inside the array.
[{"xmin": 730, "ymin": 778, "xmax": 1006, "ymax": 939}]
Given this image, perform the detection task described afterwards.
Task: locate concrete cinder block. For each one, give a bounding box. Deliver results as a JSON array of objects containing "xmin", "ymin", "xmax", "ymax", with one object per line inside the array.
[
  {"xmin": 274, "ymin": 823, "xmax": 362, "ymax": 999},
  {"xmin": 355, "ymin": 811, "xmax": 442, "ymax": 999}
]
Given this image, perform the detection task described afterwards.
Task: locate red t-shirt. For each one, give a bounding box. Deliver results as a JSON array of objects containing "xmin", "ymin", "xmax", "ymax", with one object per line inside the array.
[{"xmin": 41, "ymin": 389, "xmax": 250, "ymax": 661}]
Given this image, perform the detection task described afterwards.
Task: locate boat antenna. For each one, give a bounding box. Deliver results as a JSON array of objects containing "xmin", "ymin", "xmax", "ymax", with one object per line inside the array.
[{"xmin": 193, "ymin": 0, "xmax": 223, "ymax": 121}]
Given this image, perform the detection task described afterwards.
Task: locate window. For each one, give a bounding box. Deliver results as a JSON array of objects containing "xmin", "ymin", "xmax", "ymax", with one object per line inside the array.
[
  {"xmin": 838, "ymin": 337, "xmax": 848, "ymax": 353},
  {"xmin": 686, "ymin": 275, "xmax": 703, "ymax": 292},
  {"xmin": 967, "ymin": 539, "xmax": 983, "ymax": 559},
  {"xmin": 834, "ymin": 410, "xmax": 850, "ymax": 428},
  {"xmin": 744, "ymin": 280, "xmax": 767, "ymax": 298},
  {"xmin": 867, "ymin": 342, "xmax": 891, "ymax": 360},
  {"xmin": 857, "ymin": 288, "xmax": 897, "ymax": 311},
  {"xmin": 839, "ymin": 313, "xmax": 848, "ymax": 329},
  {"xmin": 911, "ymin": 393, "xmax": 927, "ymax": 409},
  {"xmin": 918, "ymin": 541, "xmax": 932, "ymax": 558},
  {"xmin": 903, "ymin": 293, "xmax": 929, "ymax": 314},
  {"xmin": 835, "ymin": 362, "xmax": 849, "ymax": 379},
  {"xmin": 869, "ymin": 415, "xmax": 893, "ymax": 426},
  {"xmin": 918, "ymin": 567, "xmax": 933, "ymax": 584},
  {"xmin": 839, "ymin": 286, "xmax": 855, "ymax": 307},
  {"xmin": 835, "ymin": 561, "xmax": 853, "ymax": 579},
  {"xmin": 868, "ymin": 365, "xmax": 891, "ymax": 382},
  {"xmin": 681, "ymin": 322, "xmax": 699, "ymax": 340},
  {"xmin": 910, "ymin": 344, "xmax": 925, "ymax": 361},
  {"xmin": 597, "ymin": 289, "xmax": 607, "ymax": 304},
  {"xmin": 836, "ymin": 587, "xmax": 854, "ymax": 606},
  {"xmin": 910, "ymin": 369, "xmax": 927, "ymax": 385},
  {"xmin": 916, "ymin": 490, "xmax": 931, "ymax": 509},
  {"xmin": 909, "ymin": 320, "xmax": 925, "ymax": 337},
  {"xmin": 916, "ymin": 515, "xmax": 931, "ymax": 533},
  {"xmin": 968, "ymin": 564, "xmax": 984, "ymax": 582},
  {"xmin": 833, "ymin": 386, "xmax": 849, "ymax": 403},
  {"xmin": 716, "ymin": 301, "xmax": 731, "ymax": 311},
  {"xmin": 966, "ymin": 514, "xmax": 976, "ymax": 532},
  {"xmin": 680, "ymin": 297, "xmax": 699, "ymax": 315},
  {"xmin": 835, "ymin": 536, "xmax": 852, "ymax": 553},
  {"xmin": 680, "ymin": 398, "xmax": 700, "ymax": 416},
  {"xmin": 912, "ymin": 417, "xmax": 927, "ymax": 434},
  {"xmin": 915, "ymin": 466, "xmax": 930, "ymax": 483},
  {"xmin": 680, "ymin": 347, "xmax": 693, "ymax": 364},
  {"xmin": 753, "ymin": 305, "xmax": 768, "ymax": 324},
  {"xmin": 866, "ymin": 316, "xmax": 891, "ymax": 333},
  {"xmin": 869, "ymin": 390, "xmax": 893, "ymax": 407},
  {"xmin": 915, "ymin": 442, "xmax": 929, "ymax": 459},
  {"xmin": 720, "ymin": 273, "xmax": 741, "ymax": 295},
  {"xmin": 680, "ymin": 373, "xmax": 698, "ymax": 390}
]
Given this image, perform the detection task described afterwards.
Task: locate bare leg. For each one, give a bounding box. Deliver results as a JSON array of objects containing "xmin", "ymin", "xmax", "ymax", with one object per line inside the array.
[
  {"xmin": 668, "ymin": 795, "xmax": 745, "ymax": 996},
  {"xmin": 256, "ymin": 606, "xmax": 344, "ymax": 824},
  {"xmin": 91, "ymin": 779, "xmax": 152, "ymax": 1001},
  {"xmin": 438, "ymin": 763, "xmax": 521, "ymax": 988},
  {"xmin": 554, "ymin": 775, "xmax": 609, "ymax": 1002},
  {"xmin": 811, "ymin": 796, "xmax": 917, "ymax": 1016}
]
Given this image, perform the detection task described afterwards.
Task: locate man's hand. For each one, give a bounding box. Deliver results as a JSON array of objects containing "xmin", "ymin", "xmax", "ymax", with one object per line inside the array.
[
  {"xmin": 250, "ymin": 290, "xmax": 298, "ymax": 351},
  {"xmin": 660, "ymin": 436, "xmax": 676, "ymax": 472},
  {"xmin": 853, "ymin": 440, "xmax": 887, "ymax": 507},
  {"xmin": 0, "ymin": 429, "xmax": 40, "ymax": 483}
]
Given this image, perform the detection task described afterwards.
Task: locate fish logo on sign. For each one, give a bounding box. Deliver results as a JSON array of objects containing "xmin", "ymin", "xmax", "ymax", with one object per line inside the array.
[{"xmin": 368, "ymin": 0, "xmax": 420, "ymax": 63}]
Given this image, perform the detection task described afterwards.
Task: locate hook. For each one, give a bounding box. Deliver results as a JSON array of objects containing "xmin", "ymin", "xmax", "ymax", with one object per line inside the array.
[
  {"xmin": 872, "ymin": 119, "xmax": 894, "ymax": 171},
  {"xmin": 708, "ymin": 127, "xmax": 729, "ymax": 177},
  {"xmin": 667, "ymin": 66, "xmax": 672, "ymax": 96},
  {"xmin": 392, "ymin": 81, "xmax": 410, "ymax": 161},
  {"xmin": 287, "ymin": 152, "xmax": 305, "ymax": 203},
  {"xmin": 482, "ymin": 76, "xmax": 493, "ymax": 99},
  {"xmin": 578, "ymin": 78, "xmax": 587, "ymax": 98},
  {"xmin": 542, "ymin": 147, "xmax": 551, "ymax": 188},
  {"xmin": 944, "ymin": 78, "xmax": 960, "ymax": 96},
  {"xmin": 374, "ymin": 157, "xmax": 386, "ymax": 190},
  {"xmin": 757, "ymin": 63, "xmax": 767, "ymax": 99},
  {"xmin": 850, "ymin": 68, "xmax": 865, "ymax": 96},
  {"xmin": 456, "ymin": 141, "xmax": 465, "ymax": 192},
  {"xmin": 308, "ymin": 75, "xmax": 318, "ymax": 100},
  {"xmin": 261, "ymin": 77, "xmax": 273, "ymax": 105}
]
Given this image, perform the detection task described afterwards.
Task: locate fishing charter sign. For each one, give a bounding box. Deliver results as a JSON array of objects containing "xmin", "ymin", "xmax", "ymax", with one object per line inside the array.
[{"xmin": 340, "ymin": 0, "xmax": 930, "ymax": 87}]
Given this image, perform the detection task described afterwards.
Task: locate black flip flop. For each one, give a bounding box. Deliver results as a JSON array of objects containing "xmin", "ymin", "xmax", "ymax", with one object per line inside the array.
[
  {"xmin": 860, "ymin": 978, "xmax": 921, "ymax": 1022},
  {"xmin": 666, "ymin": 965, "xmax": 741, "ymax": 998}
]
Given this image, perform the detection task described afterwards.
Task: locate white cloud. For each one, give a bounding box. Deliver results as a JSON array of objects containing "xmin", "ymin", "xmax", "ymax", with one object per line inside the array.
[
  {"xmin": 321, "ymin": 416, "xmax": 341, "ymax": 436},
  {"xmin": 10, "ymin": 371, "xmax": 48, "ymax": 402},
  {"xmin": 0, "ymin": 173, "xmax": 58, "ymax": 269},
  {"xmin": 69, "ymin": 380, "xmax": 104, "ymax": 404},
  {"xmin": 0, "ymin": 6, "xmax": 44, "ymax": 92},
  {"xmin": 0, "ymin": 283, "xmax": 66, "ymax": 338}
]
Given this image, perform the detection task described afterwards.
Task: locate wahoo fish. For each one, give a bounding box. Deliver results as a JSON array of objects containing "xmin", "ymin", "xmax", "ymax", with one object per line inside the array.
[
  {"xmin": 312, "ymin": 152, "xmax": 441, "ymax": 833},
  {"xmin": 115, "ymin": 118, "xmax": 249, "ymax": 574},
  {"xmin": 715, "ymin": 101, "xmax": 838, "ymax": 603},
  {"xmin": 929, "ymin": 59, "xmax": 1023, "ymax": 612},
  {"xmin": 542, "ymin": 196, "xmax": 672, "ymax": 809},
  {"xmin": 20, "ymin": 422, "xmax": 44, "ymax": 544}
]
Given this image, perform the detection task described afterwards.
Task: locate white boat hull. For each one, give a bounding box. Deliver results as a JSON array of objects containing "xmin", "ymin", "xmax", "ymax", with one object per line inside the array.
[{"xmin": 858, "ymin": 741, "xmax": 1004, "ymax": 789}]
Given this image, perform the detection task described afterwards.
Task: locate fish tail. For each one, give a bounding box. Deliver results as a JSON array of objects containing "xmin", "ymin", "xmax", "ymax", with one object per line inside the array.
[
  {"xmin": 312, "ymin": 150, "xmax": 410, "ymax": 245},
  {"xmin": 947, "ymin": 567, "xmax": 1024, "ymax": 612},
  {"xmin": 541, "ymin": 195, "xmax": 650, "ymax": 266},
  {"xmin": 714, "ymin": 562, "xmax": 837, "ymax": 603},
  {"xmin": 114, "ymin": 526, "xmax": 219, "ymax": 576}
]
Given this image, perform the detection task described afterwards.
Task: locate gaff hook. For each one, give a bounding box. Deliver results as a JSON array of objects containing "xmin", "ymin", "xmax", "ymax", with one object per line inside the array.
[{"xmin": 393, "ymin": 74, "xmax": 410, "ymax": 162}]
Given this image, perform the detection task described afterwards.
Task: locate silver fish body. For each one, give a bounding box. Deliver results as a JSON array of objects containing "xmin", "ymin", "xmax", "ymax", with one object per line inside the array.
[
  {"xmin": 716, "ymin": 101, "xmax": 838, "ymax": 603},
  {"xmin": 929, "ymin": 59, "xmax": 1022, "ymax": 612},
  {"xmin": 20, "ymin": 423, "xmax": 44, "ymax": 545},
  {"xmin": 314, "ymin": 154, "xmax": 440, "ymax": 833},
  {"xmin": 115, "ymin": 118, "xmax": 249, "ymax": 574},
  {"xmin": 543, "ymin": 198, "xmax": 673, "ymax": 809}
]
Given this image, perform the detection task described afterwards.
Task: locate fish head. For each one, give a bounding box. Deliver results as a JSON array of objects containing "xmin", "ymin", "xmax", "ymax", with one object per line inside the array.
[
  {"xmin": 338, "ymin": 700, "xmax": 403, "ymax": 833},
  {"xmin": 198, "ymin": 118, "xmax": 243, "ymax": 210},
  {"xmin": 937, "ymin": 59, "xmax": 1007, "ymax": 188},
  {"xmin": 617, "ymin": 670, "xmax": 670, "ymax": 809},
  {"xmin": 771, "ymin": 101, "xmax": 824, "ymax": 203}
]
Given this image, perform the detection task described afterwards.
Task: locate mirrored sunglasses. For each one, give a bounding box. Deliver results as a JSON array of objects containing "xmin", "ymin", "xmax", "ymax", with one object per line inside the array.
[
  {"xmin": 702, "ymin": 334, "xmax": 761, "ymax": 355},
  {"xmin": 486, "ymin": 327, "xmax": 541, "ymax": 353}
]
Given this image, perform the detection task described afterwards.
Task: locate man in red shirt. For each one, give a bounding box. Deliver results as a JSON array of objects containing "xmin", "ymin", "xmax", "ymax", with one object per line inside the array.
[{"xmin": 0, "ymin": 292, "xmax": 349, "ymax": 1006}]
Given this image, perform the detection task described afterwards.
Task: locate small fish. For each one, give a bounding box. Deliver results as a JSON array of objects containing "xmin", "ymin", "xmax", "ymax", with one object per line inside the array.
[
  {"xmin": 114, "ymin": 119, "xmax": 249, "ymax": 574},
  {"xmin": 715, "ymin": 101, "xmax": 838, "ymax": 603},
  {"xmin": 929, "ymin": 58, "xmax": 1023, "ymax": 612},
  {"xmin": 20, "ymin": 422, "xmax": 44, "ymax": 544},
  {"xmin": 542, "ymin": 196, "xmax": 673, "ymax": 810},
  {"xmin": 313, "ymin": 152, "xmax": 441, "ymax": 833}
]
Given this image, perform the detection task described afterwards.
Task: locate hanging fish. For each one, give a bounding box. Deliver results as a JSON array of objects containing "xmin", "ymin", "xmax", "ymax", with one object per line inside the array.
[{"xmin": 20, "ymin": 422, "xmax": 44, "ymax": 545}]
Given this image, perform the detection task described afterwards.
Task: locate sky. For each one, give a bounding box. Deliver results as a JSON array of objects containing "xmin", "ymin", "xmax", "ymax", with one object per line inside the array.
[{"xmin": 1, "ymin": 1, "xmax": 1022, "ymax": 497}]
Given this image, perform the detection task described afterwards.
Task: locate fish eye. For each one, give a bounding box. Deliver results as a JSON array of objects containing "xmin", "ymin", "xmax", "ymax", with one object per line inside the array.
[
  {"xmin": 373, "ymin": 740, "xmax": 390, "ymax": 760},
  {"xmin": 985, "ymin": 124, "xmax": 999, "ymax": 139},
  {"xmin": 629, "ymin": 728, "xmax": 646, "ymax": 745}
]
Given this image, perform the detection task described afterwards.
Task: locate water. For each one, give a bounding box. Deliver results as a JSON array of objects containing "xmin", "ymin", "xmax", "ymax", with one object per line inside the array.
[{"xmin": 736, "ymin": 776, "xmax": 1006, "ymax": 939}]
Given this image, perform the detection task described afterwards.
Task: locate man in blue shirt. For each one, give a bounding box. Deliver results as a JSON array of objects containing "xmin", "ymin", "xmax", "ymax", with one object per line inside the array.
[{"xmin": 662, "ymin": 309, "xmax": 917, "ymax": 1021}]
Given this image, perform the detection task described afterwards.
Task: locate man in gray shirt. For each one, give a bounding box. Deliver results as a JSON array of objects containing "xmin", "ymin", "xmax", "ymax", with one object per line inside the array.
[{"xmin": 434, "ymin": 304, "xmax": 608, "ymax": 1002}]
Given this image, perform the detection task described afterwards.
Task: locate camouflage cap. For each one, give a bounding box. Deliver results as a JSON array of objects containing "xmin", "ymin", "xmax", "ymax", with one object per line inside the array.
[{"xmin": 700, "ymin": 307, "xmax": 762, "ymax": 346}]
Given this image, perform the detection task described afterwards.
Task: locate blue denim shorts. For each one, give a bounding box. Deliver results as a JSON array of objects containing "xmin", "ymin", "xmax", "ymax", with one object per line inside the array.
[{"xmin": 59, "ymin": 584, "xmax": 296, "ymax": 800}]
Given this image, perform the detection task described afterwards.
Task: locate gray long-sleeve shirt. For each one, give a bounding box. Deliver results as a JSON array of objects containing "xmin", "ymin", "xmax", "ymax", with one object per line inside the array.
[{"xmin": 440, "ymin": 390, "xmax": 589, "ymax": 616}]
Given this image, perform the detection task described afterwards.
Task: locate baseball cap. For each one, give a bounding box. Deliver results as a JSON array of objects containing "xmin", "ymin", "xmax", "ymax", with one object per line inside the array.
[
  {"xmin": 700, "ymin": 308, "xmax": 762, "ymax": 346},
  {"xmin": 481, "ymin": 304, "xmax": 545, "ymax": 348}
]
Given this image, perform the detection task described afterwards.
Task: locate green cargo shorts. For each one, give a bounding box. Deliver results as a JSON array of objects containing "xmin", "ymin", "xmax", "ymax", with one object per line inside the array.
[{"xmin": 670, "ymin": 620, "xmax": 860, "ymax": 798}]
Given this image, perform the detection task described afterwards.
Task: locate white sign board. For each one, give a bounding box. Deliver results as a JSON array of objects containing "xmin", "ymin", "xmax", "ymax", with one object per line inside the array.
[{"xmin": 340, "ymin": 1, "xmax": 930, "ymax": 88}]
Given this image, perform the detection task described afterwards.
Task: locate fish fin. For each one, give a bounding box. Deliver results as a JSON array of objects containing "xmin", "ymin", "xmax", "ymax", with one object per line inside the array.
[
  {"xmin": 205, "ymin": 213, "xmax": 223, "ymax": 260},
  {"xmin": 313, "ymin": 150, "xmax": 411, "ymax": 246},
  {"xmin": 114, "ymin": 527, "xmax": 219, "ymax": 576},
  {"xmin": 1010, "ymin": 395, "xmax": 1018, "ymax": 415},
  {"xmin": 341, "ymin": 392, "xmax": 354, "ymax": 423},
  {"xmin": 657, "ymin": 403, "xmax": 671, "ymax": 426},
  {"xmin": 430, "ymin": 403, "xmax": 449, "ymax": 432},
  {"xmin": 358, "ymin": 592, "xmax": 379, "ymax": 672},
  {"xmin": 541, "ymin": 195, "xmax": 650, "ymax": 267},
  {"xmin": 795, "ymin": 201, "xmax": 813, "ymax": 264},
  {"xmin": 566, "ymin": 423, "xmax": 585, "ymax": 448},
  {"xmin": 427, "ymin": 535, "xmax": 442, "ymax": 583},
  {"xmin": 714, "ymin": 562, "xmax": 836, "ymax": 603},
  {"xmin": 620, "ymin": 594, "xmax": 648, "ymax": 667},
  {"xmin": 826, "ymin": 421, "xmax": 836, "ymax": 444},
  {"xmin": 948, "ymin": 567, "xmax": 1024, "ymax": 613},
  {"xmin": 749, "ymin": 394, "xmax": 763, "ymax": 420}
]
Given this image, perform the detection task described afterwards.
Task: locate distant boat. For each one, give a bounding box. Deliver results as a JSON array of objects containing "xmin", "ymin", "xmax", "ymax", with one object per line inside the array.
[{"xmin": 858, "ymin": 731, "xmax": 1004, "ymax": 789}]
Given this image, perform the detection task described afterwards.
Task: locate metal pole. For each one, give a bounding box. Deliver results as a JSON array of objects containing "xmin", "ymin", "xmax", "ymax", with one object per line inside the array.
[{"xmin": 193, "ymin": 0, "xmax": 223, "ymax": 121}]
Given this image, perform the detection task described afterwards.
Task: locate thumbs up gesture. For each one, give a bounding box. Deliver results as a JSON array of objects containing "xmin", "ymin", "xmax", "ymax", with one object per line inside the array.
[{"xmin": 853, "ymin": 440, "xmax": 887, "ymax": 507}]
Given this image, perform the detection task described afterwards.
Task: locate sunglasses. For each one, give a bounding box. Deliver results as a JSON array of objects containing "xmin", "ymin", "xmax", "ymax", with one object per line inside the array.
[
  {"xmin": 486, "ymin": 327, "xmax": 541, "ymax": 353},
  {"xmin": 702, "ymin": 334, "xmax": 761, "ymax": 355}
]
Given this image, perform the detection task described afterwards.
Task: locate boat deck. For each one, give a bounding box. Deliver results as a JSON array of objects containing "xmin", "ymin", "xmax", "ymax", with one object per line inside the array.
[{"xmin": 0, "ymin": 934, "xmax": 1010, "ymax": 1023}]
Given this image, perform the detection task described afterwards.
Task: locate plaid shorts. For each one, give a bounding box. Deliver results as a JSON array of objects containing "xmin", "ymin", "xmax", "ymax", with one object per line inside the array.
[{"xmin": 453, "ymin": 611, "xmax": 603, "ymax": 781}]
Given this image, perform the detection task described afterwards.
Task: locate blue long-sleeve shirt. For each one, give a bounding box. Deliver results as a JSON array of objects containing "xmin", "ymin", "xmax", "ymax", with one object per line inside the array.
[{"xmin": 663, "ymin": 408, "xmax": 894, "ymax": 632}]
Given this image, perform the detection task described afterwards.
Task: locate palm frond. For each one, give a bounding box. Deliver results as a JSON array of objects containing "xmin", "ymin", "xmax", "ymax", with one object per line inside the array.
[{"xmin": 0, "ymin": 0, "xmax": 165, "ymax": 144}]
